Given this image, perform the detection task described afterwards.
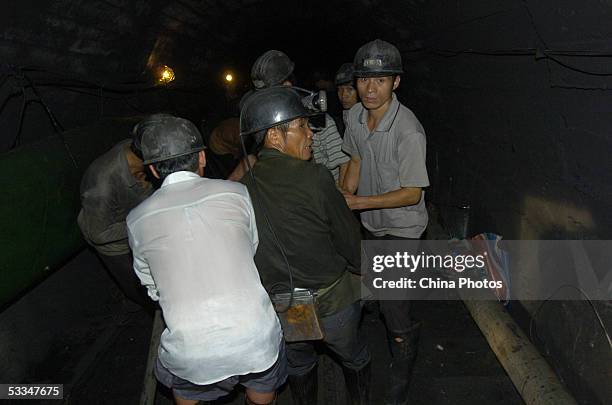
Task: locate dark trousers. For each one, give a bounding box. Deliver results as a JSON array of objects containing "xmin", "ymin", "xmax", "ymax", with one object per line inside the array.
[
  {"xmin": 97, "ymin": 252, "xmax": 152, "ymax": 310},
  {"xmin": 363, "ymin": 231, "xmax": 418, "ymax": 337},
  {"xmin": 286, "ymin": 302, "xmax": 370, "ymax": 376}
]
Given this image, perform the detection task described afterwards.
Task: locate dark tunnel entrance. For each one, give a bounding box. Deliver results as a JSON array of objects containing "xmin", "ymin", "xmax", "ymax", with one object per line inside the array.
[{"xmin": 1, "ymin": 1, "xmax": 611, "ymax": 404}]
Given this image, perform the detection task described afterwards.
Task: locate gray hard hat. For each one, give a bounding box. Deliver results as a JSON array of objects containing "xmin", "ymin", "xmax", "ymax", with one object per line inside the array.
[
  {"xmin": 251, "ymin": 50, "xmax": 295, "ymax": 89},
  {"xmin": 132, "ymin": 113, "xmax": 174, "ymax": 157},
  {"xmin": 139, "ymin": 115, "xmax": 205, "ymax": 165},
  {"xmin": 353, "ymin": 39, "xmax": 403, "ymax": 77},
  {"xmin": 240, "ymin": 86, "xmax": 316, "ymax": 138},
  {"xmin": 335, "ymin": 63, "xmax": 354, "ymax": 86}
]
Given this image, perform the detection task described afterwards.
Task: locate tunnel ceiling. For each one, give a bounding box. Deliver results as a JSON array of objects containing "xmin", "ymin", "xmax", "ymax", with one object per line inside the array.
[{"xmin": 3, "ymin": 0, "xmax": 425, "ymax": 89}]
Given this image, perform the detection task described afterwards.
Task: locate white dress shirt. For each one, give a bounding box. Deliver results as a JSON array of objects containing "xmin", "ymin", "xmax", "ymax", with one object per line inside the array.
[{"xmin": 127, "ymin": 171, "xmax": 282, "ymax": 385}]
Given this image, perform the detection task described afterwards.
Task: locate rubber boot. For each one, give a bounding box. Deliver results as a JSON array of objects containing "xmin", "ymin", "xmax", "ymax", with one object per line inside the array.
[
  {"xmin": 288, "ymin": 365, "xmax": 318, "ymax": 405},
  {"xmin": 342, "ymin": 361, "xmax": 371, "ymax": 405},
  {"xmin": 386, "ymin": 322, "xmax": 421, "ymax": 405}
]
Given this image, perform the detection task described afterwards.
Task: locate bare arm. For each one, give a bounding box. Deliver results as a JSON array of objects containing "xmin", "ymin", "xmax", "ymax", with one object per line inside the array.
[
  {"xmin": 337, "ymin": 162, "xmax": 349, "ymax": 189},
  {"xmin": 343, "ymin": 187, "xmax": 422, "ymax": 211},
  {"xmin": 342, "ymin": 156, "xmax": 361, "ymax": 194},
  {"xmin": 227, "ymin": 154, "xmax": 257, "ymax": 181}
]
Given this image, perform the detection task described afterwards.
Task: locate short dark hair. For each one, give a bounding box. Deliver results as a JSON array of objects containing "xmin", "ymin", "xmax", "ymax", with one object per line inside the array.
[
  {"xmin": 256, "ymin": 121, "xmax": 291, "ymax": 145},
  {"xmin": 152, "ymin": 151, "xmax": 200, "ymax": 181}
]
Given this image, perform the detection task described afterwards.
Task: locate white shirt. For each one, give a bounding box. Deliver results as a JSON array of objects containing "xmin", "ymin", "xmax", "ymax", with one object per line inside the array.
[{"xmin": 127, "ymin": 171, "xmax": 282, "ymax": 385}]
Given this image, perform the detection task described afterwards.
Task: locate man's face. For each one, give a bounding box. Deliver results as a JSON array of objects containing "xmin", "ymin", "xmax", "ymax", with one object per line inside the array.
[
  {"xmin": 125, "ymin": 144, "xmax": 150, "ymax": 186},
  {"xmin": 356, "ymin": 76, "xmax": 400, "ymax": 111},
  {"xmin": 279, "ymin": 117, "xmax": 313, "ymax": 160},
  {"xmin": 337, "ymin": 84, "xmax": 358, "ymax": 110}
]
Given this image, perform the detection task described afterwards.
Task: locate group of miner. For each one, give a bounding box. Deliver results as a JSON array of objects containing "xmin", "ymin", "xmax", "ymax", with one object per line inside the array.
[{"xmin": 78, "ymin": 38, "xmax": 429, "ymax": 405}]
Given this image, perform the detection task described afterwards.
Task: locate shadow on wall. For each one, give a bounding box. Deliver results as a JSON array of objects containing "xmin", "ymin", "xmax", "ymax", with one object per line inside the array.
[{"xmin": 520, "ymin": 195, "xmax": 595, "ymax": 240}]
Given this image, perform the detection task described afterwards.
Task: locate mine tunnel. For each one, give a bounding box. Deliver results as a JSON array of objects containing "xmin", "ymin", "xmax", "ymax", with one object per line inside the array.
[{"xmin": 1, "ymin": 1, "xmax": 611, "ymax": 404}]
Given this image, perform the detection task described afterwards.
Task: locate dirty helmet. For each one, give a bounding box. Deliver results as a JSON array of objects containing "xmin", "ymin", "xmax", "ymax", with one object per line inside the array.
[
  {"xmin": 139, "ymin": 115, "xmax": 204, "ymax": 165},
  {"xmin": 353, "ymin": 39, "xmax": 403, "ymax": 77},
  {"xmin": 131, "ymin": 113, "xmax": 174, "ymax": 159},
  {"xmin": 251, "ymin": 50, "xmax": 295, "ymax": 89},
  {"xmin": 240, "ymin": 86, "xmax": 317, "ymax": 142},
  {"xmin": 335, "ymin": 63, "xmax": 354, "ymax": 86}
]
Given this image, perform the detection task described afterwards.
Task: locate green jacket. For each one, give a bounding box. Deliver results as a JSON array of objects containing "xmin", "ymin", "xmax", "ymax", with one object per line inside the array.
[{"xmin": 241, "ymin": 148, "xmax": 362, "ymax": 317}]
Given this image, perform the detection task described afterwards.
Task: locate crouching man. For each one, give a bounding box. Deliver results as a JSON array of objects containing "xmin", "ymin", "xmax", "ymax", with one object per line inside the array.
[
  {"xmin": 77, "ymin": 116, "xmax": 158, "ymax": 311},
  {"xmin": 127, "ymin": 115, "xmax": 285, "ymax": 405}
]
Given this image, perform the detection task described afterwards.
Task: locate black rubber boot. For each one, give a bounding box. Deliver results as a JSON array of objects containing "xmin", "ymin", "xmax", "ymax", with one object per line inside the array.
[
  {"xmin": 343, "ymin": 361, "xmax": 371, "ymax": 405},
  {"xmin": 288, "ymin": 365, "xmax": 318, "ymax": 405},
  {"xmin": 386, "ymin": 322, "xmax": 421, "ymax": 405}
]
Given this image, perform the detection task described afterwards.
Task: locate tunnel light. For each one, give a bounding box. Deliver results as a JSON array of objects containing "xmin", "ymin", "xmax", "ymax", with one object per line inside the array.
[
  {"xmin": 158, "ymin": 65, "xmax": 175, "ymax": 84},
  {"xmin": 225, "ymin": 73, "xmax": 233, "ymax": 83}
]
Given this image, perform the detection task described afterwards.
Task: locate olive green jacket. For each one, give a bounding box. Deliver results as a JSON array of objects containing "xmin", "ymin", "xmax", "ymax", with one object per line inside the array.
[{"xmin": 241, "ymin": 148, "xmax": 361, "ymax": 316}]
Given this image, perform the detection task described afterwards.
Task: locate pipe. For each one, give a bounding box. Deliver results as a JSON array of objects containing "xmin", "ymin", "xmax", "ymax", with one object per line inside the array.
[
  {"xmin": 463, "ymin": 300, "xmax": 578, "ymax": 405},
  {"xmin": 0, "ymin": 117, "xmax": 139, "ymax": 308},
  {"xmin": 139, "ymin": 309, "xmax": 164, "ymax": 405}
]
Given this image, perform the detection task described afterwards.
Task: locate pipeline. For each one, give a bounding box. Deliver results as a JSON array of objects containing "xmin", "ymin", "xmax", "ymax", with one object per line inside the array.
[
  {"xmin": 0, "ymin": 117, "xmax": 139, "ymax": 308},
  {"xmin": 463, "ymin": 300, "xmax": 578, "ymax": 405}
]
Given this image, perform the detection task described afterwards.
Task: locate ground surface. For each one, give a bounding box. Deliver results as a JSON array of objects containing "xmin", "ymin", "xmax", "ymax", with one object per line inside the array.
[{"xmin": 12, "ymin": 298, "xmax": 523, "ymax": 405}]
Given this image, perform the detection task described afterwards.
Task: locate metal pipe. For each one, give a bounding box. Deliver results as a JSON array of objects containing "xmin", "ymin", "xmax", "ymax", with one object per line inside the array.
[
  {"xmin": 463, "ymin": 300, "xmax": 578, "ymax": 405},
  {"xmin": 0, "ymin": 117, "xmax": 139, "ymax": 308},
  {"xmin": 139, "ymin": 309, "xmax": 164, "ymax": 405}
]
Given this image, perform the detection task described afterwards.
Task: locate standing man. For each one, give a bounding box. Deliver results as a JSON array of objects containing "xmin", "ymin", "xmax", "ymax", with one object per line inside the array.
[
  {"xmin": 78, "ymin": 115, "xmax": 161, "ymax": 310},
  {"xmin": 127, "ymin": 115, "xmax": 285, "ymax": 405},
  {"xmin": 335, "ymin": 62, "xmax": 359, "ymax": 136},
  {"xmin": 342, "ymin": 39, "xmax": 429, "ymax": 405},
  {"xmin": 250, "ymin": 50, "xmax": 350, "ymax": 186},
  {"xmin": 240, "ymin": 87, "xmax": 370, "ymax": 405}
]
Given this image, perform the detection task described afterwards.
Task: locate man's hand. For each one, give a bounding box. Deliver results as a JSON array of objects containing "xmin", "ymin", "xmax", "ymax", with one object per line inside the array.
[
  {"xmin": 343, "ymin": 193, "xmax": 368, "ymax": 210},
  {"xmin": 228, "ymin": 154, "xmax": 257, "ymax": 181},
  {"xmin": 343, "ymin": 187, "xmax": 422, "ymax": 210}
]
